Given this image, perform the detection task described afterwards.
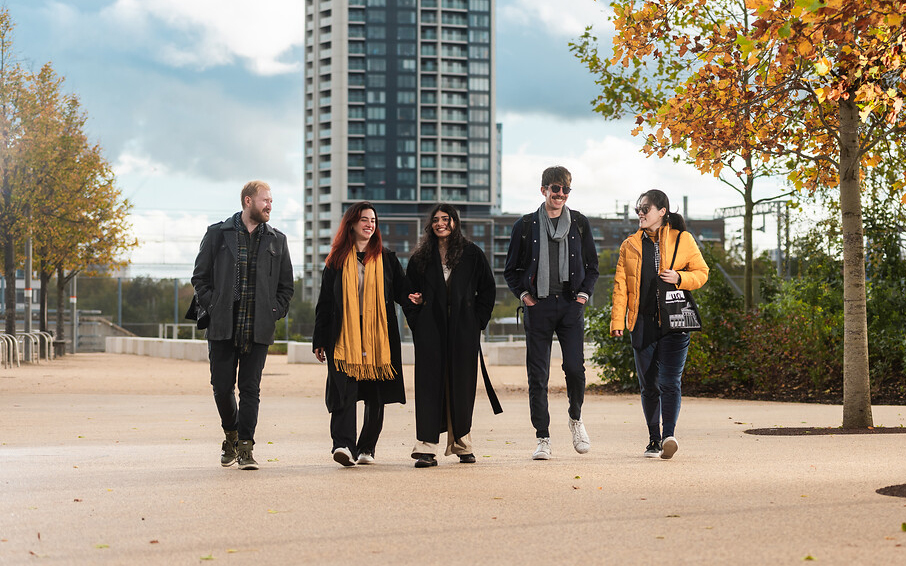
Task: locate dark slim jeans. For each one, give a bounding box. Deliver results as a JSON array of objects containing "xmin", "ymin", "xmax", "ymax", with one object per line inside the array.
[
  {"xmin": 524, "ymin": 295, "xmax": 587, "ymax": 438},
  {"xmin": 209, "ymin": 340, "xmax": 269, "ymax": 442},
  {"xmin": 633, "ymin": 331, "xmax": 690, "ymax": 442},
  {"xmin": 330, "ymin": 380, "xmax": 385, "ymax": 458}
]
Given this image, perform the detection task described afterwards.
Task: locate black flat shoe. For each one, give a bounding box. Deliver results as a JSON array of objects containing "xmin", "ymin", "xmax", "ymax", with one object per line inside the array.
[
  {"xmin": 458, "ymin": 453, "xmax": 476, "ymax": 464},
  {"xmin": 414, "ymin": 453, "xmax": 437, "ymax": 468}
]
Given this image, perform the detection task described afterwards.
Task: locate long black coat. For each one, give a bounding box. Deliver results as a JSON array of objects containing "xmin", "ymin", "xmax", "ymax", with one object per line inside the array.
[
  {"xmin": 405, "ymin": 242, "xmax": 496, "ymax": 442},
  {"xmin": 312, "ymin": 249, "xmax": 409, "ymax": 412}
]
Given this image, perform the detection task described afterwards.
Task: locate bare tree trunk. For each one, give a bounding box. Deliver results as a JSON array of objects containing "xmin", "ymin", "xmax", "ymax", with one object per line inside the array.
[
  {"xmin": 838, "ymin": 99, "xmax": 872, "ymax": 428},
  {"xmin": 55, "ymin": 266, "xmax": 66, "ymax": 343},
  {"xmin": 38, "ymin": 267, "xmax": 50, "ymax": 333},
  {"xmin": 742, "ymin": 168, "xmax": 755, "ymax": 310},
  {"xmin": 3, "ymin": 229, "xmax": 14, "ymax": 335}
]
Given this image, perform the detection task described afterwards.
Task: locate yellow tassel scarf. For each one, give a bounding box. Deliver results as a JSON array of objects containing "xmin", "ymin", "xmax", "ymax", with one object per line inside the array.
[{"xmin": 333, "ymin": 249, "xmax": 396, "ymax": 381}]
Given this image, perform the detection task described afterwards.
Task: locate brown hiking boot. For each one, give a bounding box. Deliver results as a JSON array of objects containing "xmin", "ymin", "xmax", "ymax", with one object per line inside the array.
[{"xmin": 221, "ymin": 430, "xmax": 238, "ymax": 467}]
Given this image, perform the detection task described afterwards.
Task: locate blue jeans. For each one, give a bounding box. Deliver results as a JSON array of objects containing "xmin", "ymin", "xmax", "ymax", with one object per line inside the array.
[{"xmin": 633, "ymin": 331, "xmax": 690, "ymax": 442}]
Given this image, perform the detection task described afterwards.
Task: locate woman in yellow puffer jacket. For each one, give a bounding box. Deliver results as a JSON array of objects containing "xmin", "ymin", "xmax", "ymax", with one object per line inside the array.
[{"xmin": 610, "ymin": 189, "xmax": 709, "ymax": 460}]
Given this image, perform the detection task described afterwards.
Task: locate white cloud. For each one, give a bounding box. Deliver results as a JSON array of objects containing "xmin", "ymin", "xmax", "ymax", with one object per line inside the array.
[
  {"xmin": 112, "ymin": 146, "xmax": 171, "ymax": 177},
  {"xmin": 104, "ymin": 0, "xmax": 305, "ymax": 75},
  {"xmin": 499, "ymin": 0, "xmax": 611, "ymax": 38}
]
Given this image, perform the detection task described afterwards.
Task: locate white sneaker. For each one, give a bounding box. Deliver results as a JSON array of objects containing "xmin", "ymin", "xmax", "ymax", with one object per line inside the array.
[
  {"xmin": 532, "ymin": 437, "xmax": 551, "ymax": 460},
  {"xmin": 356, "ymin": 452, "xmax": 374, "ymax": 465},
  {"xmin": 660, "ymin": 436, "xmax": 678, "ymax": 460},
  {"xmin": 332, "ymin": 447, "xmax": 355, "ymax": 467},
  {"xmin": 569, "ymin": 418, "xmax": 590, "ymax": 454}
]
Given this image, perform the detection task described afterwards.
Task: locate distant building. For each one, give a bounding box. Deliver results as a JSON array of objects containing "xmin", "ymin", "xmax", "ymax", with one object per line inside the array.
[{"xmin": 302, "ymin": 0, "xmax": 501, "ymax": 302}]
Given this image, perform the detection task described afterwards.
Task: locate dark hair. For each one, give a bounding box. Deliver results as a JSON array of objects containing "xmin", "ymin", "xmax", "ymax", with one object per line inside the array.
[
  {"xmin": 541, "ymin": 165, "xmax": 572, "ymax": 187},
  {"xmin": 325, "ymin": 201, "xmax": 383, "ymax": 269},
  {"xmin": 409, "ymin": 203, "xmax": 469, "ymax": 274},
  {"xmin": 638, "ymin": 189, "xmax": 687, "ymax": 231}
]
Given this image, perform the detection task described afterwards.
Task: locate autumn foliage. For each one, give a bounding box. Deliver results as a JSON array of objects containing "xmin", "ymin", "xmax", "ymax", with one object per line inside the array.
[
  {"xmin": 579, "ymin": 0, "xmax": 906, "ymax": 426},
  {"xmin": 0, "ymin": 8, "xmax": 135, "ymax": 335}
]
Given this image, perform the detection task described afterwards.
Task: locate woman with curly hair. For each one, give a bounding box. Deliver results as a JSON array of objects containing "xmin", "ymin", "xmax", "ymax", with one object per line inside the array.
[
  {"xmin": 405, "ymin": 203, "xmax": 498, "ymax": 468},
  {"xmin": 313, "ymin": 202, "xmax": 410, "ymax": 467}
]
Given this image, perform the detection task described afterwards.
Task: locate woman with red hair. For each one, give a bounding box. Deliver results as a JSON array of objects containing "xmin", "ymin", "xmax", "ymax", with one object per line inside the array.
[{"xmin": 313, "ymin": 202, "xmax": 409, "ymax": 467}]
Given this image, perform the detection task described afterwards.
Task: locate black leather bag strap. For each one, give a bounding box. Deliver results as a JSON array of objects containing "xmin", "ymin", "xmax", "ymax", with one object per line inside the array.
[{"xmin": 669, "ymin": 229, "xmax": 684, "ymax": 270}]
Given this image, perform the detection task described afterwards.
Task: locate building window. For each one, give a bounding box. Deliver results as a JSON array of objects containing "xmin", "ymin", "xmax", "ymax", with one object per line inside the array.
[
  {"xmin": 366, "ymin": 106, "xmax": 386, "ymax": 119},
  {"xmin": 469, "ymin": 29, "xmax": 490, "ymax": 43},
  {"xmin": 469, "ymin": 77, "xmax": 490, "ymax": 91},
  {"xmin": 469, "ymin": 93, "xmax": 489, "ymax": 107},
  {"xmin": 367, "ymin": 73, "xmax": 386, "ymax": 87},
  {"xmin": 366, "ymin": 9, "xmax": 386, "ymax": 23},
  {"xmin": 367, "ymin": 58, "xmax": 387, "ymax": 71},
  {"xmin": 469, "ymin": 61, "xmax": 489, "ymax": 75},
  {"xmin": 469, "ymin": 14, "xmax": 490, "ymax": 27}
]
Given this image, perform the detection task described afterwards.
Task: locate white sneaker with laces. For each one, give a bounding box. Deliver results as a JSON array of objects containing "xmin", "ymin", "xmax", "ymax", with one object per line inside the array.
[
  {"xmin": 332, "ymin": 447, "xmax": 355, "ymax": 467},
  {"xmin": 532, "ymin": 437, "xmax": 552, "ymax": 460},
  {"xmin": 660, "ymin": 436, "xmax": 678, "ymax": 459},
  {"xmin": 569, "ymin": 418, "xmax": 590, "ymax": 454},
  {"xmin": 356, "ymin": 452, "xmax": 374, "ymax": 465}
]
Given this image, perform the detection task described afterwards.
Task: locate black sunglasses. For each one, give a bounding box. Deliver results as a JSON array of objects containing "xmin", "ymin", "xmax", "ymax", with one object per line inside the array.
[
  {"xmin": 635, "ymin": 205, "xmax": 653, "ymax": 215},
  {"xmin": 545, "ymin": 184, "xmax": 571, "ymax": 195}
]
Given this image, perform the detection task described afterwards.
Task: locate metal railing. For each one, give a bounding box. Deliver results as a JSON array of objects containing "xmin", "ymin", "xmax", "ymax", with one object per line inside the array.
[
  {"xmin": 0, "ymin": 331, "xmax": 55, "ymax": 367},
  {"xmin": 0, "ymin": 333, "xmax": 21, "ymax": 368}
]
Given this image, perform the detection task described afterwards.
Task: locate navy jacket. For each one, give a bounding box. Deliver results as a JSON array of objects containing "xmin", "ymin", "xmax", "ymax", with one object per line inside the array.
[{"xmin": 503, "ymin": 209, "xmax": 599, "ymax": 301}]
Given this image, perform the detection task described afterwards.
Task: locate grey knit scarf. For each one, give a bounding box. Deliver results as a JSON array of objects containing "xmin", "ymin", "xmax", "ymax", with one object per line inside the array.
[{"xmin": 536, "ymin": 203, "xmax": 571, "ymax": 298}]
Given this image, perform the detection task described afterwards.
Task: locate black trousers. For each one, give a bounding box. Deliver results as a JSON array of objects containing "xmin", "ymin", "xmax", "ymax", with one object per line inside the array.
[
  {"xmin": 330, "ymin": 380, "xmax": 384, "ymax": 458},
  {"xmin": 524, "ymin": 295, "xmax": 587, "ymax": 438},
  {"xmin": 209, "ymin": 340, "xmax": 269, "ymax": 442}
]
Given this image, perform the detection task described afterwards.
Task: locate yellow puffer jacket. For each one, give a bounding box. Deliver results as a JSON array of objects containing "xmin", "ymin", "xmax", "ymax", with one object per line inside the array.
[{"xmin": 610, "ymin": 224, "xmax": 709, "ymax": 333}]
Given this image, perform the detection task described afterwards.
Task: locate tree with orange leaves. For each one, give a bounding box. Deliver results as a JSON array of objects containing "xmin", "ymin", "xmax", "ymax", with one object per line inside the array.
[
  {"xmin": 572, "ymin": 0, "xmax": 794, "ymax": 311},
  {"xmin": 585, "ymin": 0, "xmax": 905, "ymax": 427}
]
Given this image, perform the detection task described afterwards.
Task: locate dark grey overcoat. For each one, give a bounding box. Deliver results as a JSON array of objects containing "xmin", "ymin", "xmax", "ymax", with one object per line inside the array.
[{"xmin": 191, "ymin": 216, "xmax": 294, "ymax": 344}]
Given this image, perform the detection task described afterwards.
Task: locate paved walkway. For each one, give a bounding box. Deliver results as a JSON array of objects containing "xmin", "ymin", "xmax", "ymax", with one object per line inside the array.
[{"xmin": 1, "ymin": 353, "xmax": 904, "ymax": 565}]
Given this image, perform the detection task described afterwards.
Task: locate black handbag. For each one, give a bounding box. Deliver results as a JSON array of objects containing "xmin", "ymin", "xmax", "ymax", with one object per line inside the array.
[
  {"xmin": 657, "ymin": 230, "xmax": 702, "ymax": 333},
  {"xmin": 185, "ymin": 295, "xmax": 210, "ymax": 330}
]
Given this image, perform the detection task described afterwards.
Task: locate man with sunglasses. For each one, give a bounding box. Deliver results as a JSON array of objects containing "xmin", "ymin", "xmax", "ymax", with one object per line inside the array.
[{"xmin": 504, "ymin": 165, "xmax": 599, "ymax": 460}]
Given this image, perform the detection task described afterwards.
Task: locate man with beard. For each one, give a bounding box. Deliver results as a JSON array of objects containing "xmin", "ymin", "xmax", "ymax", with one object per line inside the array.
[
  {"xmin": 504, "ymin": 166, "xmax": 599, "ymax": 461},
  {"xmin": 192, "ymin": 180, "xmax": 294, "ymax": 470}
]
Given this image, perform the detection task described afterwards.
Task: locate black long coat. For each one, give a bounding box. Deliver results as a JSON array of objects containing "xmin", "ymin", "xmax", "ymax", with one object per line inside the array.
[
  {"xmin": 312, "ymin": 249, "xmax": 409, "ymax": 412},
  {"xmin": 405, "ymin": 242, "xmax": 496, "ymax": 442}
]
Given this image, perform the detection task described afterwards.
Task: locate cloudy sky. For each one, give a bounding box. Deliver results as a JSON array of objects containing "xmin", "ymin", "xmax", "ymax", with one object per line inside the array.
[{"xmin": 7, "ymin": 0, "xmax": 784, "ymax": 278}]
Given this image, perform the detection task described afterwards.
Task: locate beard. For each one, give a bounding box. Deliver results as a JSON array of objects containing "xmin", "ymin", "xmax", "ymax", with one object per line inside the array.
[{"xmin": 249, "ymin": 205, "xmax": 270, "ymax": 224}]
